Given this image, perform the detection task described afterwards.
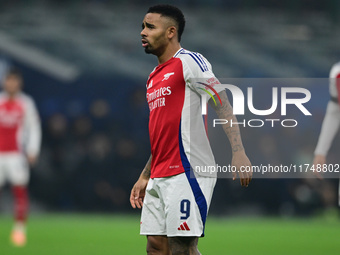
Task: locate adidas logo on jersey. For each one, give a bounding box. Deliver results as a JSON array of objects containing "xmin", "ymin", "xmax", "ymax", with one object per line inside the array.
[
  {"xmin": 162, "ymin": 72, "xmax": 175, "ymax": 81},
  {"xmin": 177, "ymin": 222, "xmax": 190, "ymax": 231}
]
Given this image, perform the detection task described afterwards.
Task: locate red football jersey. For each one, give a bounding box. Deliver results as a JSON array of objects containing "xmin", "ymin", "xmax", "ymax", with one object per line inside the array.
[
  {"xmin": 147, "ymin": 48, "xmax": 222, "ymax": 178},
  {"xmin": 0, "ymin": 92, "xmax": 41, "ymax": 156}
]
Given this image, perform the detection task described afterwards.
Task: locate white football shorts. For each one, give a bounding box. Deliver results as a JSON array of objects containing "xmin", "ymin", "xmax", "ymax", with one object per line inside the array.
[
  {"xmin": 0, "ymin": 153, "xmax": 29, "ymax": 187},
  {"xmin": 140, "ymin": 171, "xmax": 216, "ymax": 237}
]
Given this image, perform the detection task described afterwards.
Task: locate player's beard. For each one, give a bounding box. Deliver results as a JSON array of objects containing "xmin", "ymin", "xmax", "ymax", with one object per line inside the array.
[
  {"xmin": 144, "ymin": 43, "xmax": 166, "ymax": 57},
  {"xmin": 144, "ymin": 46, "xmax": 152, "ymax": 54},
  {"xmin": 144, "ymin": 43, "xmax": 154, "ymax": 54}
]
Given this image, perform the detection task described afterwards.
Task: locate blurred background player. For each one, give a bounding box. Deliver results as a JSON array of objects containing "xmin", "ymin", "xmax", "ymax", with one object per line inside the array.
[
  {"xmin": 0, "ymin": 68, "xmax": 41, "ymax": 246},
  {"xmin": 313, "ymin": 62, "xmax": 340, "ymax": 206}
]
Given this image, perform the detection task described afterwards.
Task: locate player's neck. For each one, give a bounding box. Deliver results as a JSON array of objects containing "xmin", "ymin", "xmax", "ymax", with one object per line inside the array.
[
  {"xmin": 157, "ymin": 43, "xmax": 181, "ymax": 65},
  {"xmin": 6, "ymin": 92, "xmax": 19, "ymax": 99}
]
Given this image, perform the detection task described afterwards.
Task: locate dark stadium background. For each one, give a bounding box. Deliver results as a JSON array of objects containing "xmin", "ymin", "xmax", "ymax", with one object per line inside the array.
[{"xmin": 0, "ymin": 0, "xmax": 339, "ymax": 218}]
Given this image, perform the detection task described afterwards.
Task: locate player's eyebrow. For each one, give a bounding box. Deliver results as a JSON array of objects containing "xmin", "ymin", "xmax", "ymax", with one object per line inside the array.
[{"xmin": 142, "ymin": 22, "xmax": 155, "ymax": 29}]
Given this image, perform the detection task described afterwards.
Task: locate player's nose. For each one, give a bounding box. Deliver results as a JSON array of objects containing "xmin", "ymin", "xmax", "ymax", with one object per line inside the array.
[{"xmin": 141, "ymin": 28, "xmax": 147, "ymax": 37}]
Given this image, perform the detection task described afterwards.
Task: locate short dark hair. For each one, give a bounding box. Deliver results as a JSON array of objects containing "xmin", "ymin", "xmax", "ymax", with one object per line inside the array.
[
  {"xmin": 147, "ymin": 5, "xmax": 185, "ymax": 42},
  {"xmin": 6, "ymin": 67, "xmax": 22, "ymax": 79}
]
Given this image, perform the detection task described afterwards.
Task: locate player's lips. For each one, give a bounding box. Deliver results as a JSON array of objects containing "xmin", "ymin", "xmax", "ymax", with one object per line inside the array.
[{"xmin": 141, "ymin": 39, "xmax": 149, "ymax": 47}]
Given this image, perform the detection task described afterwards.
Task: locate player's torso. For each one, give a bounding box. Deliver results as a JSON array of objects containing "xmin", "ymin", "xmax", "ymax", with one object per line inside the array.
[
  {"xmin": 147, "ymin": 57, "xmax": 186, "ymax": 122},
  {"xmin": 0, "ymin": 93, "xmax": 26, "ymax": 152},
  {"xmin": 147, "ymin": 57, "xmax": 187, "ymax": 178}
]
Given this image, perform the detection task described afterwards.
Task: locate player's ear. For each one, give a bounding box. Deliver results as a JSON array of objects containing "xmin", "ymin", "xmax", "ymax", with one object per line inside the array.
[{"xmin": 167, "ymin": 26, "xmax": 177, "ymax": 40}]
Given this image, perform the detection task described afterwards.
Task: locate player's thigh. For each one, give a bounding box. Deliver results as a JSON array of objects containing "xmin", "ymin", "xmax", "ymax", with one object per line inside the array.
[
  {"xmin": 6, "ymin": 154, "xmax": 29, "ymax": 186},
  {"xmin": 140, "ymin": 179, "xmax": 167, "ymax": 236},
  {"xmin": 196, "ymin": 173, "xmax": 216, "ymax": 208},
  {"xmin": 160, "ymin": 173, "xmax": 216, "ymax": 237},
  {"xmin": 147, "ymin": 235, "xmax": 170, "ymax": 254}
]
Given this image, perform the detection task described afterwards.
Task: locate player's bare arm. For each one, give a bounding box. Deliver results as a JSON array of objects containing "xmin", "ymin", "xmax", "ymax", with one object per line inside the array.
[
  {"xmin": 209, "ymin": 90, "xmax": 252, "ymax": 187},
  {"xmin": 130, "ymin": 155, "xmax": 152, "ymax": 209}
]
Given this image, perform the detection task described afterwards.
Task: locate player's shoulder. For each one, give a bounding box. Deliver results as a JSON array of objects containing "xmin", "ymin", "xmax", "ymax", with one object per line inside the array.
[
  {"xmin": 175, "ymin": 48, "xmax": 211, "ymax": 72},
  {"xmin": 17, "ymin": 92, "xmax": 36, "ymax": 105},
  {"xmin": 330, "ymin": 61, "xmax": 340, "ymax": 78}
]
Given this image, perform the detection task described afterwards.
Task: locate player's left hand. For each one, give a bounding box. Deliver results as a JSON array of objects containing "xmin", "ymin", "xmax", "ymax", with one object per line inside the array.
[{"xmin": 231, "ymin": 151, "xmax": 252, "ymax": 187}]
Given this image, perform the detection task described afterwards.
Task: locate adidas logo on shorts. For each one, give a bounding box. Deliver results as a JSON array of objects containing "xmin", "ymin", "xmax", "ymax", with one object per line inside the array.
[{"xmin": 177, "ymin": 222, "xmax": 190, "ymax": 231}]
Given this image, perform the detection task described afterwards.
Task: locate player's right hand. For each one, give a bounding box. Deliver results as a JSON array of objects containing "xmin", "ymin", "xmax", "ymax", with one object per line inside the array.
[
  {"xmin": 312, "ymin": 154, "xmax": 326, "ymax": 180},
  {"xmin": 130, "ymin": 177, "xmax": 149, "ymax": 209}
]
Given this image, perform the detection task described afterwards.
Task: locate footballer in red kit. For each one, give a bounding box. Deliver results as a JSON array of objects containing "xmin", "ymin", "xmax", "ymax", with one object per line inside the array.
[
  {"xmin": 313, "ymin": 62, "xmax": 340, "ymax": 205},
  {"xmin": 130, "ymin": 5, "xmax": 252, "ymax": 255},
  {"xmin": 0, "ymin": 68, "xmax": 41, "ymax": 246}
]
